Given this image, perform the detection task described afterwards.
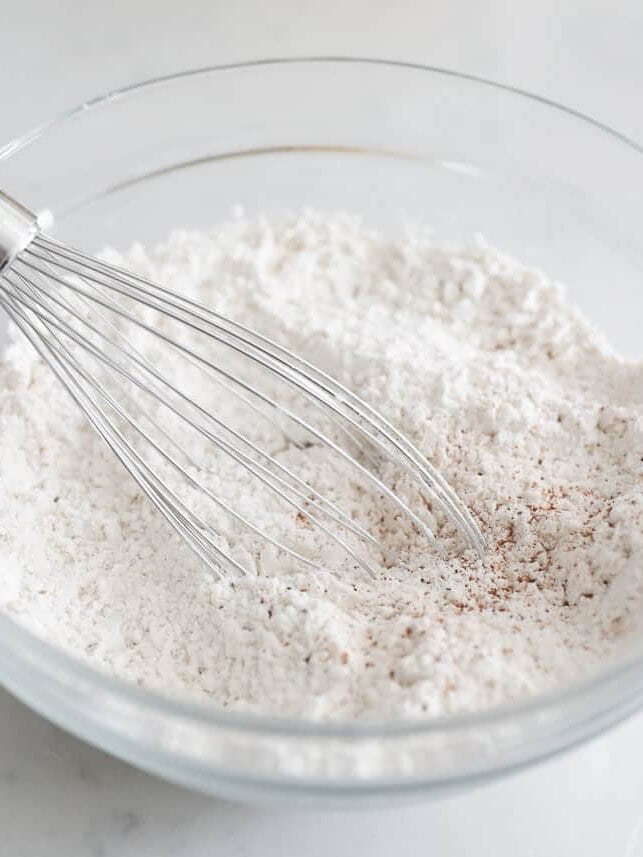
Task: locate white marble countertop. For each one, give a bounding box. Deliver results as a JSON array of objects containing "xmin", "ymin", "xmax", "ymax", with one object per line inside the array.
[{"xmin": 2, "ymin": 1, "xmax": 643, "ymax": 854}]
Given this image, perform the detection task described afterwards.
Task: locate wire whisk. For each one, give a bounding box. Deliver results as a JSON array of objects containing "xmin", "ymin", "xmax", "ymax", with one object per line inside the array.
[{"xmin": 0, "ymin": 190, "xmax": 485, "ymax": 580}]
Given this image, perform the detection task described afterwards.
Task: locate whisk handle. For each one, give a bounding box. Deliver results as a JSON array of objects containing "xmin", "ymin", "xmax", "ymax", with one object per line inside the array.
[{"xmin": 0, "ymin": 191, "xmax": 39, "ymax": 273}]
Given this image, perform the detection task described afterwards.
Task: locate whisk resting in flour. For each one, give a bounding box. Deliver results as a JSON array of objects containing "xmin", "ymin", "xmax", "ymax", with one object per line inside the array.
[{"xmin": 0, "ymin": 190, "xmax": 484, "ymax": 578}]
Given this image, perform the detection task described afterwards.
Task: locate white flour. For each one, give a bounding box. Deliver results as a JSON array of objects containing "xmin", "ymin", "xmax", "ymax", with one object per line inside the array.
[{"xmin": 1, "ymin": 210, "xmax": 643, "ymax": 719}]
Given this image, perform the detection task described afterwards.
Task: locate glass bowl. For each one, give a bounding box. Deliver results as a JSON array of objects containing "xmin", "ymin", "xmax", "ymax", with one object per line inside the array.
[{"xmin": 1, "ymin": 58, "xmax": 643, "ymax": 806}]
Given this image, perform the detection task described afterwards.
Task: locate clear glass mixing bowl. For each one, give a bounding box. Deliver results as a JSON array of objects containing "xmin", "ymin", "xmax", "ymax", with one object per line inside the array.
[{"xmin": 1, "ymin": 58, "xmax": 643, "ymax": 806}]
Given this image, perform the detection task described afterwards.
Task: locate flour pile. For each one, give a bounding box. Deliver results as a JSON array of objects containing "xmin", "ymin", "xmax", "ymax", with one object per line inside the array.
[{"xmin": 1, "ymin": 211, "xmax": 643, "ymax": 719}]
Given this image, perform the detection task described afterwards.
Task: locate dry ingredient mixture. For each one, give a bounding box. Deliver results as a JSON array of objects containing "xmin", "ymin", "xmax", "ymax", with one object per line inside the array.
[{"xmin": 1, "ymin": 210, "xmax": 643, "ymax": 720}]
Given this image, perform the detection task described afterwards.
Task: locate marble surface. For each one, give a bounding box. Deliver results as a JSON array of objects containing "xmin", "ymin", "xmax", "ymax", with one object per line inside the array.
[{"xmin": 2, "ymin": 1, "xmax": 643, "ymax": 854}]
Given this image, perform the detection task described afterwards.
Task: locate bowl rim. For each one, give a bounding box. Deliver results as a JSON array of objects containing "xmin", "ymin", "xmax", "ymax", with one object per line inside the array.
[
  {"xmin": 1, "ymin": 55, "xmax": 642, "ymax": 741},
  {"xmin": 2, "ymin": 55, "xmax": 642, "ymax": 163}
]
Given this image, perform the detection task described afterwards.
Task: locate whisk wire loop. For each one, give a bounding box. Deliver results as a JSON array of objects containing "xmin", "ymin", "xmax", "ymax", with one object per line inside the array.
[{"xmin": 0, "ymin": 193, "xmax": 485, "ymax": 579}]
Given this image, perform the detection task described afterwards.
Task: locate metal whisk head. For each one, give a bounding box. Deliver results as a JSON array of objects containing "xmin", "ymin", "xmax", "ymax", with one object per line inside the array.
[{"xmin": 0, "ymin": 190, "xmax": 485, "ymax": 580}]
